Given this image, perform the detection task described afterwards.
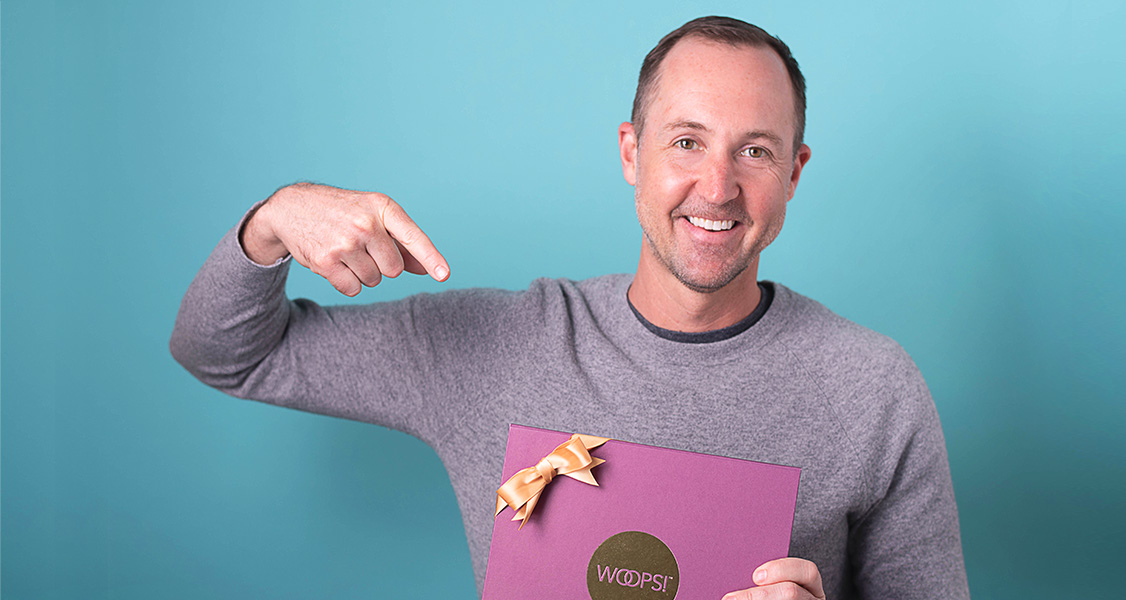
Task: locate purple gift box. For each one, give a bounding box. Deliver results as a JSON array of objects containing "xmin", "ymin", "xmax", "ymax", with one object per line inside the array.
[{"xmin": 483, "ymin": 424, "xmax": 801, "ymax": 599}]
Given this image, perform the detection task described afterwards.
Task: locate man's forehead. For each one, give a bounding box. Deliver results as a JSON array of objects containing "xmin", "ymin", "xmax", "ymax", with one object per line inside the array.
[{"xmin": 646, "ymin": 39, "xmax": 796, "ymax": 142}]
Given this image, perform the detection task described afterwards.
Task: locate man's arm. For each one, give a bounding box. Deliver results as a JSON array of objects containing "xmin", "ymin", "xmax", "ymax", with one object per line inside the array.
[
  {"xmin": 845, "ymin": 379, "xmax": 969, "ymax": 599},
  {"xmin": 721, "ymin": 335, "xmax": 967, "ymax": 600},
  {"xmin": 169, "ymin": 183, "xmax": 457, "ymax": 436}
]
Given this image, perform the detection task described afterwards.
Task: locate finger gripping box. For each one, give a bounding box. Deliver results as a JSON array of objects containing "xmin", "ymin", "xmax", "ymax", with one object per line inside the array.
[{"xmin": 483, "ymin": 425, "xmax": 801, "ymax": 599}]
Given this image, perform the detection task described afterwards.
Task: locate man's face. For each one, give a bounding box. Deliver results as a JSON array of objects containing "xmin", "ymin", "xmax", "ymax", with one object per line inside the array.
[{"xmin": 619, "ymin": 38, "xmax": 811, "ymax": 293}]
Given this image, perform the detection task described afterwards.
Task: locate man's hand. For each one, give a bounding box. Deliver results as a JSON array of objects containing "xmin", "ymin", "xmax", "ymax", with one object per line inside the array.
[
  {"xmin": 722, "ymin": 558, "xmax": 826, "ymax": 600},
  {"xmin": 241, "ymin": 182, "xmax": 450, "ymax": 296}
]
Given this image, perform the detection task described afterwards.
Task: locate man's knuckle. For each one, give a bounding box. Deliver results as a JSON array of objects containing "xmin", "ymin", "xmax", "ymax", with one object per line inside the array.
[
  {"xmin": 311, "ymin": 249, "xmax": 342, "ymax": 272},
  {"xmin": 795, "ymin": 561, "xmax": 821, "ymax": 588},
  {"xmin": 329, "ymin": 234, "xmax": 363, "ymax": 254},
  {"xmin": 372, "ymin": 193, "xmax": 396, "ymax": 212},
  {"xmin": 381, "ymin": 201, "xmax": 411, "ymax": 226},
  {"xmin": 383, "ymin": 253, "xmax": 405, "ymax": 271},
  {"xmin": 397, "ymin": 226, "xmax": 423, "ymax": 246},
  {"xmin": 777, "ymin": 582, "xmax": 802, "ymax": 600},
  {"xmin": 308, "ymin": 253, "xmax": 330, "ymax": 272},
  {"xmin": 350, "ymin": 212, "xmax": 379, "ymax": 233}
]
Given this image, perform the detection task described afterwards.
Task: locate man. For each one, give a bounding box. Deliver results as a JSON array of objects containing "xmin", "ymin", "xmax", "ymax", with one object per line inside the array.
[{"xmin": 171, "ymin": 16, "xmax": 969, "ymax": 599}]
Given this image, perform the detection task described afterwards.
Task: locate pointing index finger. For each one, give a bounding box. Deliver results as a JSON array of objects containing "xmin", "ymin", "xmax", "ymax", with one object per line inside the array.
[{"xmin": 379, "ymin": 200, "xmax": 449, "ymax": 282}]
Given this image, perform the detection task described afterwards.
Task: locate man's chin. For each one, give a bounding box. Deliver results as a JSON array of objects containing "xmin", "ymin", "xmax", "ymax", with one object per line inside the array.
[
  {"xmin": 679, "ymin": 280, "xmax": 726, "ymax": 294},
  {"xmin": 670, "ymin": 266, "xmax": 746, "ymax": 294}
]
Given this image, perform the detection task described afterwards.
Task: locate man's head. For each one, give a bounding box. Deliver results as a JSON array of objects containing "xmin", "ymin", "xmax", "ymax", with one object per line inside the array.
[
  {"xmin": 631, "ymin": 16, "xmax": 807, "ymax": 155},
  {"xmin": 619, "ymin": 17, "xmax": 812, "ymax": 297}
]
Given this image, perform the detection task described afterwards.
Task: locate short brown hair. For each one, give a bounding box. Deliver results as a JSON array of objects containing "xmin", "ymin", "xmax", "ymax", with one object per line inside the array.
[{"xmin": 631, "ymin": 16, "xmax": 807, "ymax": 154}]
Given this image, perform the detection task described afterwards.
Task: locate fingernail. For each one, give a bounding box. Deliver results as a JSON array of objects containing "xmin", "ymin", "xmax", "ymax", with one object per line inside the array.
[
  {"xmin": 753, "ymin": 568, "xmax": 767, "ymax": 584},
  {"xmin": 434, "ymin": 265, "xmax": 449, "ymax": 280}
]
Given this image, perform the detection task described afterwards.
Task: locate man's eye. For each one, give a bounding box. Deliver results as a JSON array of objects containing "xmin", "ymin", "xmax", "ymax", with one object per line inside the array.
[
  {"xmin": 676, "ymin": 139, "xmax": 698, "ymax": 150},
  {"xmin": 741, "ymin": 146, "xmax": 767, "ymax": 158}
]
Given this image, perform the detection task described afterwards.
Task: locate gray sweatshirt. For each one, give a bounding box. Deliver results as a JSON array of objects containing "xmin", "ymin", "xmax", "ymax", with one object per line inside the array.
[{"xmin": 171, "ymin": 222, "xmax": 970, "ymax": 599}]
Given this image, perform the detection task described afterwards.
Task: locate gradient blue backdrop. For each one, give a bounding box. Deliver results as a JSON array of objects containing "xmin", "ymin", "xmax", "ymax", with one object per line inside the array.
[{"xmin": 4, "ymin": 1, "xmax": 1124, "ymax": 598}]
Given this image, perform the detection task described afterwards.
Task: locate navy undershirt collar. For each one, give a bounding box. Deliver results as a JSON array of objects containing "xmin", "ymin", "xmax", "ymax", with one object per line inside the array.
[{"xmin": 626, "ymin": 282, "xmax": 775, "ymax": 344}]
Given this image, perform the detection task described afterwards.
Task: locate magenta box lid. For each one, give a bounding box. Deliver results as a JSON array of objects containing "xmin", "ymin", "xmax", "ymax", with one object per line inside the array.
[{"xmin": 482, "ymin": 425, "xmax": 801, "ymax": 599}]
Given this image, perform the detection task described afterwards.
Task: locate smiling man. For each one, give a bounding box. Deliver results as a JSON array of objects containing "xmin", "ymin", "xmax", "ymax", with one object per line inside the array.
[
  {"xmin": 172, "ymin": 16, "xmax": 969, "ymax": 600},
  {"xmin": 622, "ymin": 34, "xmax": 810, "ymax": 333}
]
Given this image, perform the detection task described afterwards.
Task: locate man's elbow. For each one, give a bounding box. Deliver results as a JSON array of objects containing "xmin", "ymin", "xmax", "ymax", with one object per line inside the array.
[
  {"xmin": 168, "ymin": 326, "xmax": 198, "ymax": 375},
  {"xmin": 168, "ymin": 329, "xmax": 253, "ymax": 396}
]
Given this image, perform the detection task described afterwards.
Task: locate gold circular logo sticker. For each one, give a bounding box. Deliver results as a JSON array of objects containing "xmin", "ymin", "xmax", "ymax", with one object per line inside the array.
[{"xmin": 587, "ymin": 531, "xmax": 680, "ymax": 599}]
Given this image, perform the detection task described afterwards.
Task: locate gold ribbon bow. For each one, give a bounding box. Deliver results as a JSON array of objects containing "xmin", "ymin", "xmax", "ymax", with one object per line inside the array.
[{"xmin": 495, "ymin": 433, "xmax": 609, "ymax": 528}]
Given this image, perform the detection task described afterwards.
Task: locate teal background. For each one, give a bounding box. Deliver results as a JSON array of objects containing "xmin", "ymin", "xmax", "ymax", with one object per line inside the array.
[{"xmin": 3, "ymin": 1, "xmax": 1124, "ymax": 598}]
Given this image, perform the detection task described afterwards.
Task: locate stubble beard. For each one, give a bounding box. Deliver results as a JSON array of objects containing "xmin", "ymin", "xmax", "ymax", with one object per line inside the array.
[{"xmin": 636, "ymin": 188, "xmax": 786, "ymax": 294}]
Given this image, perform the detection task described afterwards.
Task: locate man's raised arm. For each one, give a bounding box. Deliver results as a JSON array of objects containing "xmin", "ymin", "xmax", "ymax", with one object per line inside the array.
[{"xmin": 168, "ymin": 183, "xmax": 453, "ymax": 427}]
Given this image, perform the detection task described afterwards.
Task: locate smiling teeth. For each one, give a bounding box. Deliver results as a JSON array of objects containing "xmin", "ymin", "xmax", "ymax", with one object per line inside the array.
[{"xmin": 687, "ymin": 216, "xmax": 735, "ymax": 231}]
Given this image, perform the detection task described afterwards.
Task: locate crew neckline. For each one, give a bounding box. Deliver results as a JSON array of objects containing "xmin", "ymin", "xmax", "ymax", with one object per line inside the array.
[{"xmin": 625, "ymin": 282, "xmax": 774, "ymax": 344}]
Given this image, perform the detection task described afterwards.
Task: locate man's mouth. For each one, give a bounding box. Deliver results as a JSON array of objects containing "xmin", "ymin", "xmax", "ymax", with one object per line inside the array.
[{"xmin": 686, "ymin": 216, "xmax": 736, "ymax": 232}]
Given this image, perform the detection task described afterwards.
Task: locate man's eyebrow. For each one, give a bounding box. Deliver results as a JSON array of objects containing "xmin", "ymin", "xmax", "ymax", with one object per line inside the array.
[
  {"xmin": 743, "ymin": 130, "xmax": 786, "ymax": 148},
  {"xmin": 664, "ymin": 120, "xmax": 710, "ymax": 132},
  {"xmin": 663, "ymin": 121, "xmax": 786, "ymax": 148}
]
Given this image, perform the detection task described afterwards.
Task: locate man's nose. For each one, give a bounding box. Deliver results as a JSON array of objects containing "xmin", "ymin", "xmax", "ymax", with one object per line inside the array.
[{"xmin": 698, "ymin": 153, "xmax": 740, "ymax": 203}]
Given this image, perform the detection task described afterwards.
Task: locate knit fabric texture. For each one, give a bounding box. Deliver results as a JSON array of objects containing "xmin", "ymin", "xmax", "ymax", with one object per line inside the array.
[{"xmin": 171, "ymin": 222, "xmax": 970, "ymax": 599}]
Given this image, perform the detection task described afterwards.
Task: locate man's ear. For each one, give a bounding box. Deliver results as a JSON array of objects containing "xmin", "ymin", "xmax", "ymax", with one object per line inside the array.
[
  {"xmin": 786, "ymin": 143, "xmax": 812, "ymax": 201},
  {"xmin": 618, "ymin": 122, "xmax": 639, "ymax": 186}
]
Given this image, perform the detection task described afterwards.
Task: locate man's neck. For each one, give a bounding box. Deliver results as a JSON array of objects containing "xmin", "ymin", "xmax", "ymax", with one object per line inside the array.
[{"xmin": 628, "ymin": 253, "xmax": 762, "ymax": 333}]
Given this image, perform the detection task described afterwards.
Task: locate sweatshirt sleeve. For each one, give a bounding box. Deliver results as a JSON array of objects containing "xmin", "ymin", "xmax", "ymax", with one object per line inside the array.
[
  {"xmin": 168, "ymin": 207, "xmax": 499, "ymax": 443},
  {"xmin": 847, "ymin": 353, "xmax": 971, "ymax": 599}
]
